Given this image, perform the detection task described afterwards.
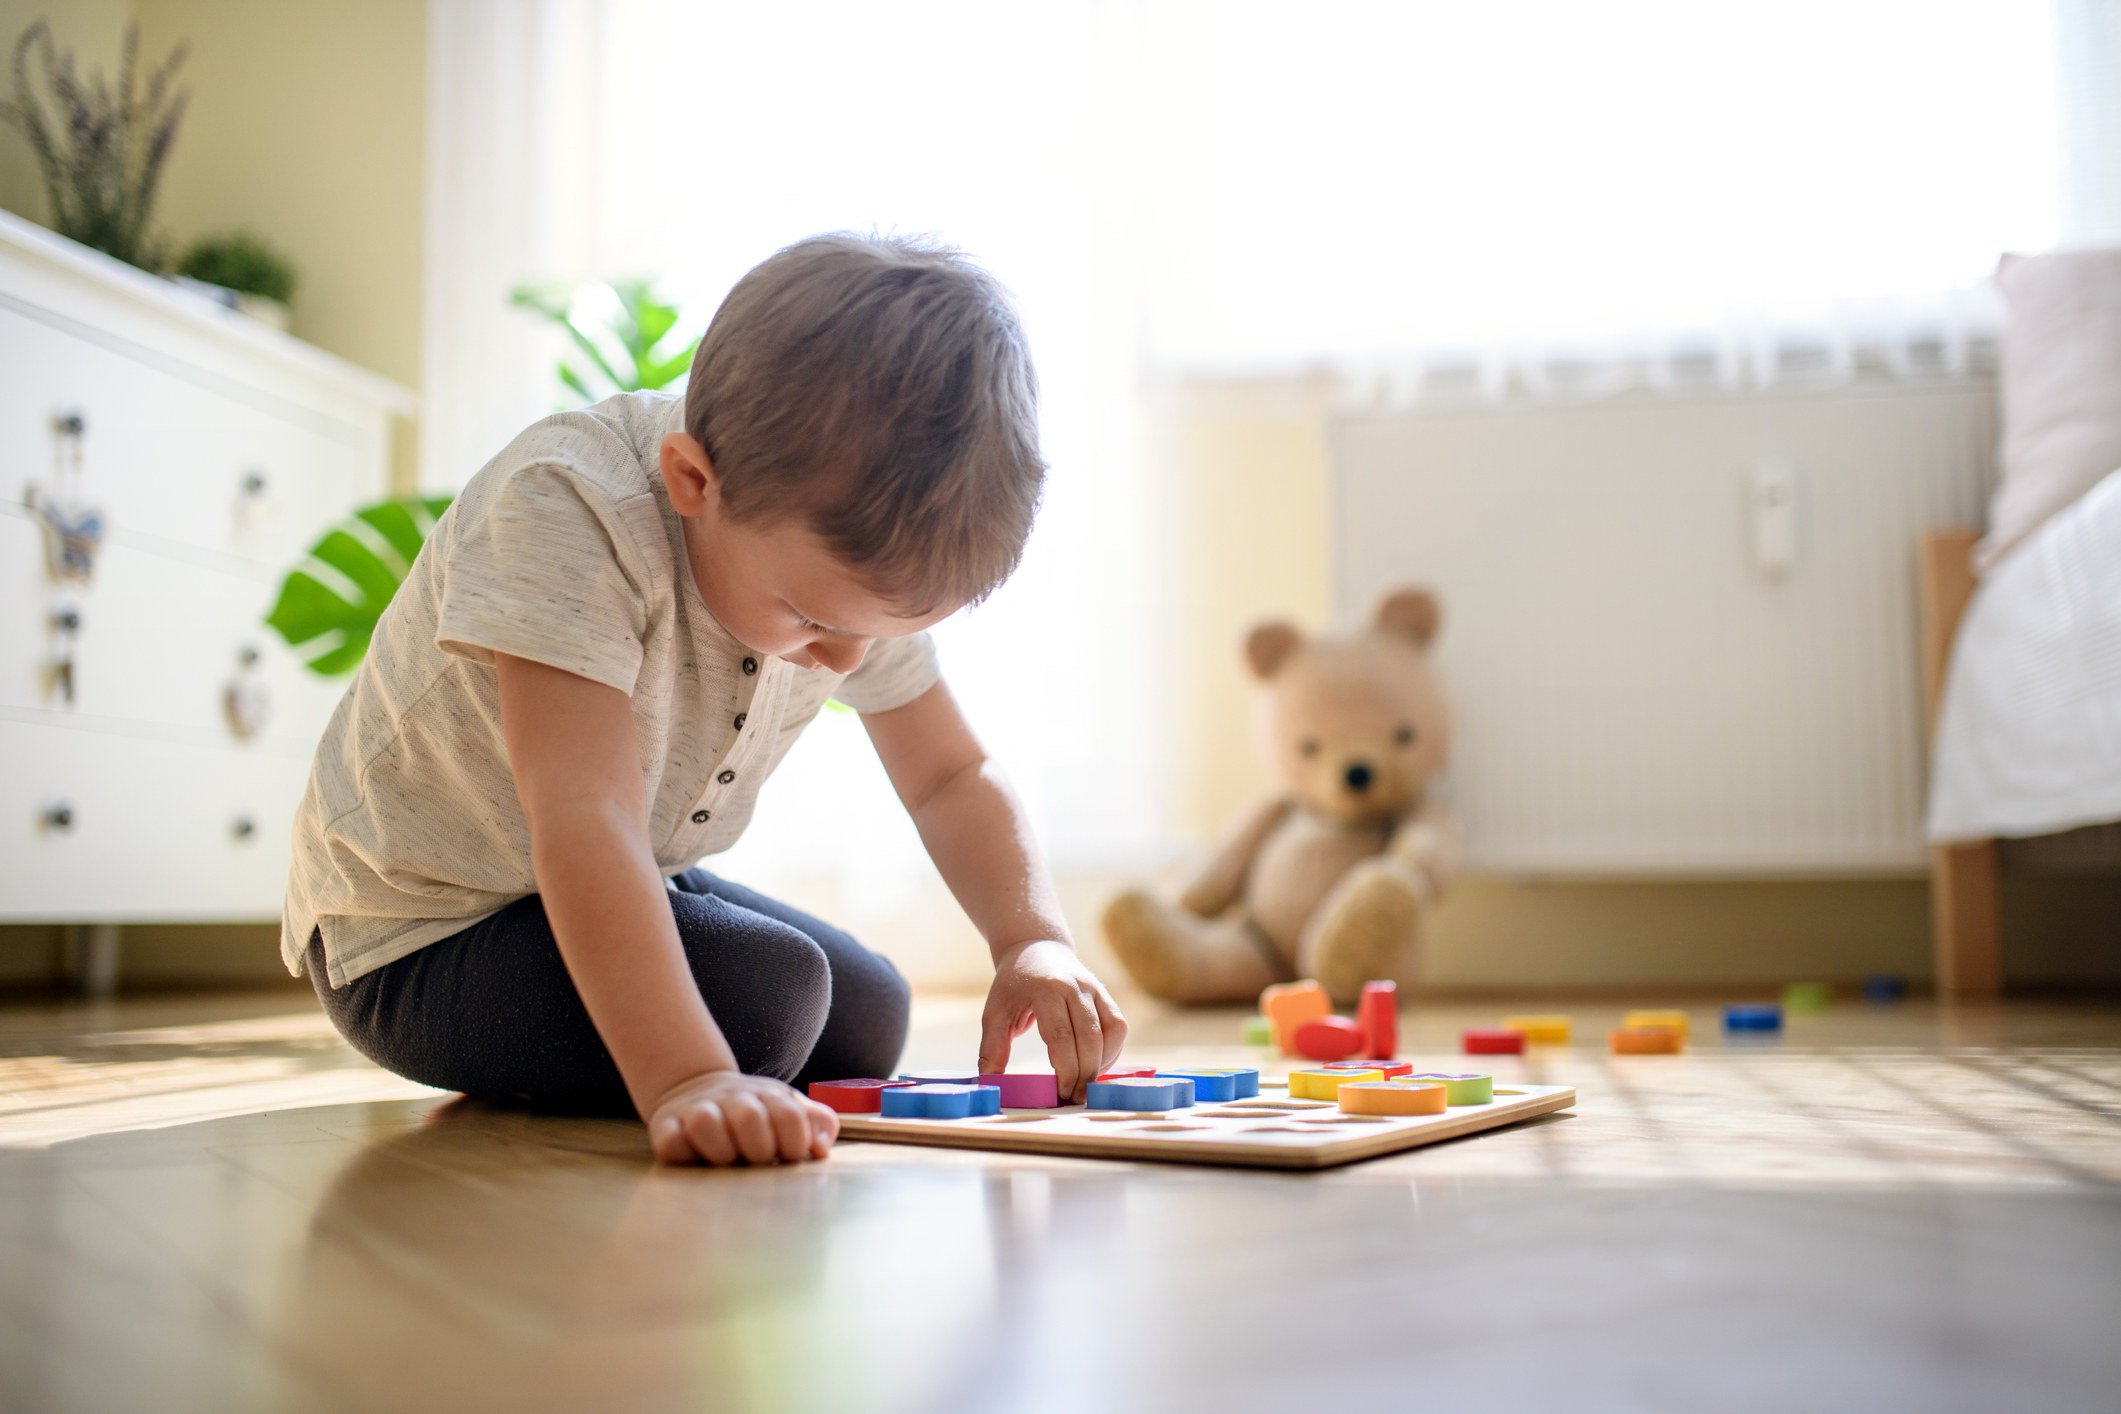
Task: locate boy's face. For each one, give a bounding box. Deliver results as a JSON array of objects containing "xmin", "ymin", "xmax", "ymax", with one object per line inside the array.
[{"xmin": 660, "ymin": 433, "xmax": 955, "ymax": 674}]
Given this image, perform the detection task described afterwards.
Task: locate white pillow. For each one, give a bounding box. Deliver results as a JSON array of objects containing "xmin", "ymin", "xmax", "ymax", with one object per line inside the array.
[{"xmin": 1977, "ymin": 247, "xmax": 2121, "ymax": 573}]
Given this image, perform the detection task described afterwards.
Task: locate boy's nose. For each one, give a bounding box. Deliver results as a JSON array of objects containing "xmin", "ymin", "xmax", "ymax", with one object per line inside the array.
[{"xmin": 811, "ymin": 637, "xmax": 871, "ymax": 675}]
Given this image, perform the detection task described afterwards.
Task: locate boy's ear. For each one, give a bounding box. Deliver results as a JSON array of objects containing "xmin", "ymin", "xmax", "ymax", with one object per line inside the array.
[{"xmin": 659, "ymin": 433, "xmax": 721, "ymax": 517}]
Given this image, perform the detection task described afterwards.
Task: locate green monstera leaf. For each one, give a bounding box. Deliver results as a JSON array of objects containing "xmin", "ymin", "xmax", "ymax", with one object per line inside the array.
[{"xmin": 266, "ymin": 495, "xmax": 452, "ymax": 676}]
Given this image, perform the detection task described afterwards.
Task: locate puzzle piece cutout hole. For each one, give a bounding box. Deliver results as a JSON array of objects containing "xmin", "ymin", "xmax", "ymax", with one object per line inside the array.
[
  {"xmin": 979, "ymin": 1115, "xmax": 1055, "ymax": 1124},
  {"xmin": 1130, "ymin": 1123, "xmax": 1208, "ymax": 1131}
]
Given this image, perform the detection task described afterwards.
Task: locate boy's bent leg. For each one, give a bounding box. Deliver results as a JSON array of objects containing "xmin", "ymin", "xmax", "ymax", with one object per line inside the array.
[
  {"xmin": 308, "ymin": 885, "xmax": 835, "ymax": 1108},
  {"xmin": 671, "ymin": 869, "xmax": 912, "ymax": 1087}
]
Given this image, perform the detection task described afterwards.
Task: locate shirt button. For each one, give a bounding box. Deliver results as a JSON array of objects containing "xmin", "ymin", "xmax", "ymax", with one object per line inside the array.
[
  {"xmin": 742, "ymin": 657, "xmax": 758, "ymax": 675},
  {"xmin": 718, "ymin": 769, "xmax": 736, "ymax": 784},
  {"xmin": 733, "ymin": 712, "xmax": 746, "ymax": 730},
  {"xmin": 691, "ymin": 809, "xmax": 710, "ymax": 824}
]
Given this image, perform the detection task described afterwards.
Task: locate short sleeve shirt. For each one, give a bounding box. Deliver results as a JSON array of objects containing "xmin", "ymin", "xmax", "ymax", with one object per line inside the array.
[{"xmin": 282, "ymin": 391, "xmax": 940, "ymax": 986}]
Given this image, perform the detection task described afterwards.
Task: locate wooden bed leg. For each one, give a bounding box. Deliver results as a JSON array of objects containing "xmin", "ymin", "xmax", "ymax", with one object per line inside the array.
[
  {"xmin": 1929, "ymin": 840, "xmax": 2000, "ymax": 998},
  {"xmin": 1919, "ymin": 529, "xmax": 2001, "ymax": 1001}
]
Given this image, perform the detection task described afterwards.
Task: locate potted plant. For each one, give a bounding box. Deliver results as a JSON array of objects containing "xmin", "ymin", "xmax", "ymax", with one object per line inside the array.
[
  {"xmin": 175, "ymin": 231, "xmax": 296, "ymax": 331},
  {"xmin": 0, "ymin": 20, "xmax": 188, "ymax": 271}
]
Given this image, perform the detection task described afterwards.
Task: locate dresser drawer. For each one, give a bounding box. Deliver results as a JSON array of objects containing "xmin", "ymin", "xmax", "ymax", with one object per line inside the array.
[
  {"xmin": 0, "ymin": 512, "xmax": 350, "ymax": 745},
  {"xmin": 0, "ymin": 302, "xmax": 367, "ymax": 577},
  {"xmin": 0, "ymin": 716, "xmax": 310, "ymax": 921}
]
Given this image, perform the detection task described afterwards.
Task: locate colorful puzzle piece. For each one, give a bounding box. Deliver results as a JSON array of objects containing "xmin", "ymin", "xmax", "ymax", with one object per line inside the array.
[
  {"xmin": 1610, "ymin": 1027, "xmax": 1683, "ymax": 1055},
  {"xmin": 1260, "ymin": 980, "xmax": 1332, "ymax": 1055},
  {"xmin": 1087, "ymin": 1077, "xmax": 1195, "ymax": 1111},
  {"xmin": 1156, "ymin": 1070, "xmax": 1241, "ymax": 1103},
  {"xmin": 1241, "ymin": 1015, "xmax": 1276, "ymax": 1047},
  {"xmin": 807, "ymin": 1079, "xmax": 915, "ymax": 1113},
  {"xmin": 978, "ymin": 1073, "xmax": 1062, "ymax": 1108},
  {"xmin": 1862, "ymin": 973, "xmax": 1906, "ymax": 1004},
  {"xmin": 1357, "ymin": 980, "xmax": 1398, "ymax": 1058},
  {"xmin": 898, "ymin": 1068, "xmax": 982, "ymax": 1086},
  {"xmin": 881, "ymin": 1084, "xmax": 1002, "ymax": 1118},
  {"xmin": 1622, "ymin": 1010, "xmax": 1689, "ymax": 1040},
  {"xmin": 1167, "ymin": 1067, "xmax": 1262, "ymax": 1098},
  {"xmin": 1502, "ymin": 1013, "xmax": 1572, "ymax": 1045},
  {"xmin": 1402, "ymin": 1072, "xmax": 1493, "ymax": 1104},
  {"xmin": 1462, "ymin": 1027, "xmax": 1526, "ymax": 1055},
  {"xmin": 1293, "ymin": 1015, "xmax": 1365, "ymax": 1062},
  {"xmin": 1323, "ymin": 1059, "xmax": 1414, "ymax": 1079},
  {"xmin": 1096, "ymin": 1067, "xmax": 1159, "ymax": 1081},
  {"xmin": 1722, "ymin": 1004, "xmax": 1783, "ymax": 1033},
  {"xmin": 1288, "ymin": 1067, "xmax": 1383, "ymax": 1100},
  {"xmin": 1339, "ymin": 1081, "xmax": 1445, "ymax": 1116}
]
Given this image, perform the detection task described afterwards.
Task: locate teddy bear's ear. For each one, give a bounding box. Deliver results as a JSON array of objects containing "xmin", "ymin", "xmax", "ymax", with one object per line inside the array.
[
  {"xmin": 1245, "ymin": 622, "xmax": 1304, "ymax": 680},
  {"xmin": 1374, "ymin": 588, "xmax": 1441, "ymax": 646}
]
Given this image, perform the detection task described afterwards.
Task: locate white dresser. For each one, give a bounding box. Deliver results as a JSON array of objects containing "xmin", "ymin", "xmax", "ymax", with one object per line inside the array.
[{"xmin": 0, "ymin": 208, "xmax": 411, "ymax": 932}]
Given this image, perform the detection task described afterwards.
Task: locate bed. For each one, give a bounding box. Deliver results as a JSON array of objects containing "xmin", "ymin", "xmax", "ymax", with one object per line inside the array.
[{"xmin": 1921, "ymin": 247, "xmax": 2121, "ymax": 996}]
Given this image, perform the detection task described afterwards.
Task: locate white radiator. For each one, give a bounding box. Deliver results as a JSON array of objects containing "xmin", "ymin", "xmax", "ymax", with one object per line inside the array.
[{"xmin": 1332, "ymin": 377, "xmax": 1997, "ymax": 875}]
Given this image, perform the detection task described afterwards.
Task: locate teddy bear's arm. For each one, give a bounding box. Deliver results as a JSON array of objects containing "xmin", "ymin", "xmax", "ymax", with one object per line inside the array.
[
  {"xmin": 1383, "ymin": 797, "xmax": 1460, "ymax": 901},
  {"xmin": 1176, "ymin": 797, "xmax": 1294, "ymax": 917}
]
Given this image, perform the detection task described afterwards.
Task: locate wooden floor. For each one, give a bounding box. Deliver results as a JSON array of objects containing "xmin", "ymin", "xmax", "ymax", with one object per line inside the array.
[{"xmin": 2, "ymin": 990, "xmax": 2119, "ymax": 1414}]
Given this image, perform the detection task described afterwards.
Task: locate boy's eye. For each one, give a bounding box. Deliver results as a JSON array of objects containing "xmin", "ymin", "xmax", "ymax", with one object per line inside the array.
[
  {"xmin": 1395, "ymin": 724, "xmax": 1416, "ymax": 747},
  {"xmin": 1299, "ymin": 739, "xmax": 1320, "ymax": 758}
]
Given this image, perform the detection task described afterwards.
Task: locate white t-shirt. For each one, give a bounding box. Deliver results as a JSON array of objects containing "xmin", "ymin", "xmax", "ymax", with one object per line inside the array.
[{"xmin": 282, "ymin": 391, "xmax": 940, "ymax": 986}]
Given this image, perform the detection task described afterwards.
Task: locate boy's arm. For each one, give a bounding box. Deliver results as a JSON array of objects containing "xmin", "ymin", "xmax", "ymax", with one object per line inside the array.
[
  {"xmin": 862, "ymin": 679, "xmax": 1128, "ymax": 1102},
  {"xmin": 494, "ymin": 652, "xmax": 838, "ymax": 1165}
]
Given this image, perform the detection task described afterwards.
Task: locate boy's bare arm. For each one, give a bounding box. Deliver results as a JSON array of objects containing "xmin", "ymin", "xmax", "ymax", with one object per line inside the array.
[
  {"xmin": 861, "ymin": 679, "xmax": 1128, "ymax": 1101},
  {"xmin": 493, "ymin": 652, "xmax": 836, "ymax": 1164}
]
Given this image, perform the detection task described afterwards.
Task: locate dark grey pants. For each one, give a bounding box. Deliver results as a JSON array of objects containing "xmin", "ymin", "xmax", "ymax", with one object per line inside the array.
[{"xmin": 308, "ymin": 868, "xmax": 910, "ymax": 1111}]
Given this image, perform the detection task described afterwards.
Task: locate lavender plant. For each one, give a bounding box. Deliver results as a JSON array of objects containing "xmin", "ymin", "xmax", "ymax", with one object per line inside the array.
[{"xmin": 0, "ymin": 21, "xmax": 189, "ymax": 270}]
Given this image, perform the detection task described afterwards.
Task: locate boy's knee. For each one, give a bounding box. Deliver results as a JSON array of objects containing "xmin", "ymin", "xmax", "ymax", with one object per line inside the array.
[{"xmin": 675, "ymin": 896, "xmax": 832, "ymax": 1082}]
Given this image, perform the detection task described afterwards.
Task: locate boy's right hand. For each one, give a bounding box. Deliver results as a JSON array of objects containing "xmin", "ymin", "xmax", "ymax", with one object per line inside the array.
[{"xmin": 647, "ymin": 1070, "xmax": 838, "ymax": 1166}]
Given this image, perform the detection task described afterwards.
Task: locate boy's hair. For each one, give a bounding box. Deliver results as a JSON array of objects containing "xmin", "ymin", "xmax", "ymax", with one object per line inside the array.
[{"xmin": 685, "ymin": 233, "xmax": 1044, "ymax": 611}]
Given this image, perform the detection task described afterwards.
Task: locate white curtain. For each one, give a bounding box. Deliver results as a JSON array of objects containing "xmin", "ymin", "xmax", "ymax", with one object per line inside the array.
[{"xmin": 422, "ymin": 0, "xmax": 2063, "ymax": 981}]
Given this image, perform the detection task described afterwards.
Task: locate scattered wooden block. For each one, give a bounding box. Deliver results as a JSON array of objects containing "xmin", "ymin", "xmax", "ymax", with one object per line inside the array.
[
  {"xmin": 1502, "ymin": 1014, "xmax": 1572, "ymax": 1045},
  {"xmin": 1462, "ymin": 1027, "xmax": 1526, "ymax": 1055},
  {"xmin": 1287, "ymin": 1067, "xmax": 1383, "ymax": 1100},
  {"xmin": 1722, "ymin": 1004, "xmax": 1783, "ymax": 1033},
  {"xmin": 1356, "ymin": 980, "xmax": 1398, "ymax": 1058},
  {"xmin": 1783, "ymin": 982, "xmax": 1834, "ymax": 1013},
  {"xmin": 1095, "ymin": 1068, "xmax": 1158, "ymax": 1081},
  {"xmin": 1610, "ymin": 1027, "xmax": 1683, "ymax": 1055},
  {"xmin": 1623, "ymin": 1010, "xmax": 1690, "ymax": 1040},
  {"xmin": 1260, "ymin": 980, "xmax": 1332, "ymax": 1055},
  {"xmin": 978, "ymin": 1073, "xmax": 1062, "ymax": 1108},
  {"xmin": 1156, "ymin": 1070, "xmax": 1241, "ymax": 1102},
  {"xmin": 1241, "ymin": 1015, "xmax": 1276, "ymax": 1047},
  {"xmin": 1339, "ymin": 1081, "xmax": 1446, "ymax": 1115},
  {"xmin": 807, "ymin": 1079, "xmax": 916, "ymax": 1113},
  {"xmin": 1293, "ymin": 1016, "xmax": 1365, "ymax": 1062}
]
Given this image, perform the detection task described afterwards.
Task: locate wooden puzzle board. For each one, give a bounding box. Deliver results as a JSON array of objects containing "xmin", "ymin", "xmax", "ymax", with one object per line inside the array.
[{"xmin": 837, "ymin": 1084, "xmax": 1576, "ymax": 1170}]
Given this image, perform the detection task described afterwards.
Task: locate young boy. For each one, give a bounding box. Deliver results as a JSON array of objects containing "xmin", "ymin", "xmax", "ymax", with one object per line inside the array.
[{"xmin": 282, "ymin": 234, "xmax": 1128, "ymax": 1165}]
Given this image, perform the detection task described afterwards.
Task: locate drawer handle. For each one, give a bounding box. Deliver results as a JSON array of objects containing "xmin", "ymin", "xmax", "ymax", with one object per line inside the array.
[
  {"xmin": 240, "ymin": 470, "xmax": 268, "ymax": 497},
  {"xmin": 231, "ymin": 815, "xmax": 256, "ymax": 842},
  {"xmin": 41, "ymin": 802, "xmax": 74, "ymax": 833}
]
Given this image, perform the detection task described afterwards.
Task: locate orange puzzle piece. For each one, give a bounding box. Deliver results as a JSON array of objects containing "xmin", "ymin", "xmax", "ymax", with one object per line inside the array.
[{"xmin": 1259, "ymin": 980, "xmax": 1332, "ymax": 1056}]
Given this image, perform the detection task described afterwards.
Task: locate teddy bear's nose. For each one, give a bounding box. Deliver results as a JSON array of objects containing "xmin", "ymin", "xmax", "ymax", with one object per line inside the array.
[{"xmin": 1344, "ymin": 762, "xmax": 1375, "ymax": 793}]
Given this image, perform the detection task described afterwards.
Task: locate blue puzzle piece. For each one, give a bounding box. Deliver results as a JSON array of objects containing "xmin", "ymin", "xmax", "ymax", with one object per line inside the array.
[
  {"xmin": 1723, "ymin": 1004, "xmax": 1784, "ymax": 1032},
  {"xmin": 1157, "ymin": 1070, "xmax": 1239, "ymax": 1103},
  {"xmin": 880, "ymin": 1084, "xmax": 1000, "ymax": 1118},
  {"xmin": 1087, "ymin": 1077, "xmax": 1195, "ymax": 1111}
]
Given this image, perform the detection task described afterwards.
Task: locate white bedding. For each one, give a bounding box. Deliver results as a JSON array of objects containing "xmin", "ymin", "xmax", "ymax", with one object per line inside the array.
[{"xmin": 1928, "ymin": 466, "xmax": 2121, "ymax": 842}]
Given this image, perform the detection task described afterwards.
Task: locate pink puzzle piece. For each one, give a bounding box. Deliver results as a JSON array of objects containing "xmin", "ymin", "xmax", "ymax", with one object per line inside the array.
[{"xmin": 978, "ymin": 1073, "xmax": 1062, "ymax": 1108}]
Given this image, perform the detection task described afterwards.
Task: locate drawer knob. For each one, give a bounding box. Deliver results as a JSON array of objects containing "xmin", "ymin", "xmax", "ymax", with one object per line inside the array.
[
  {"xmin": 41, "ymin": 802, "xmax": 74, "ymax": 832},
  {"xmin": 231, "ymin": 815, "xmax": 256, "ymax": 841}
]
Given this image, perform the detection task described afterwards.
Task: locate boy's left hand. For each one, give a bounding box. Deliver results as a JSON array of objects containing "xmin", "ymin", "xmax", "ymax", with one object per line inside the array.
[{"xmin": 979, "ymin": 939, "xmax": 1128, "ymax": 1104}]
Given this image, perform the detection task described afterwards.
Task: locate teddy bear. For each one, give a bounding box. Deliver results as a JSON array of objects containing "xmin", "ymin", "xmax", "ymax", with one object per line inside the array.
[{"xmin": 1102, "ymin": 588, "xmax": 1457, "ymax": 1007}]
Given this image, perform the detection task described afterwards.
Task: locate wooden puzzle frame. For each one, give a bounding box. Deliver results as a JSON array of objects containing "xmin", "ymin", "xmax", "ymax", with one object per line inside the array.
[{"xmin": 837, "ymin": 1083, "xmax": 1576, "ymax": 1170}]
